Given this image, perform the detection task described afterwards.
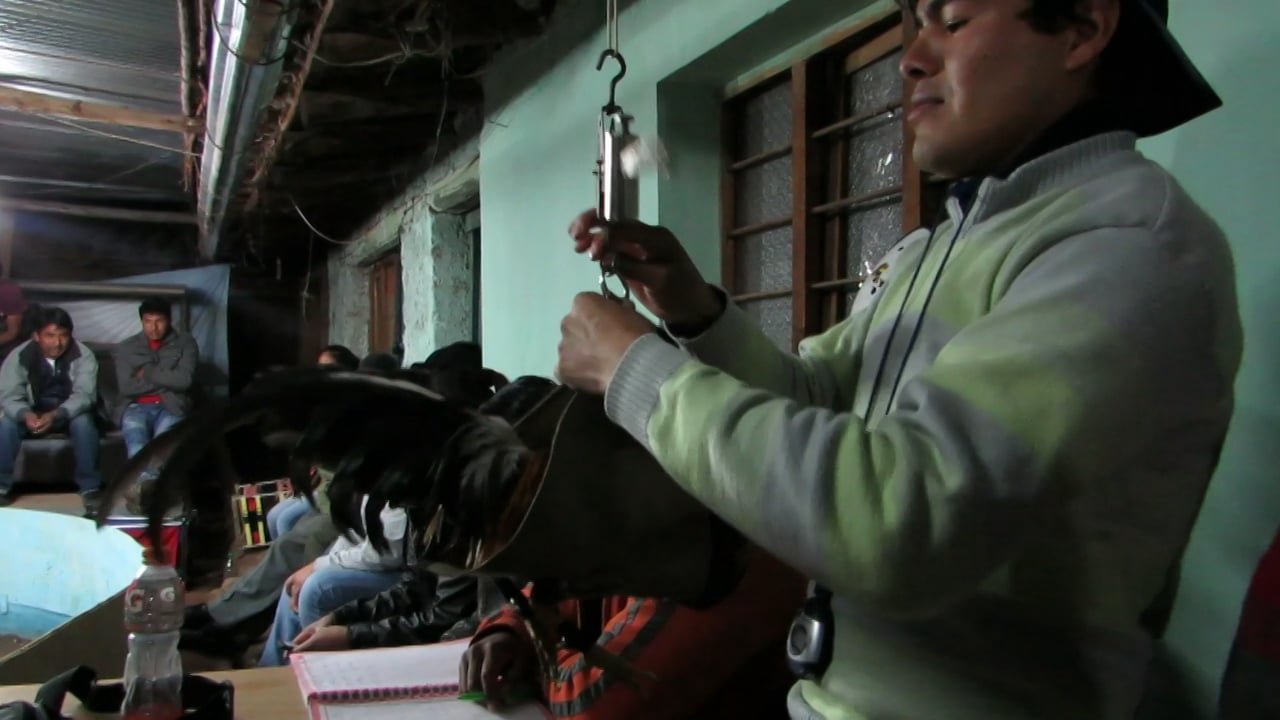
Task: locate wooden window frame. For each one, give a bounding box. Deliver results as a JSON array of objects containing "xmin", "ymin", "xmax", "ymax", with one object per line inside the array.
[
  {"xmin": 367, "ymin": 250, "xmax": 403, "ymax": 355},
  {"xmin": 721, "ymin": 8, "xmax": 933, "ymax": 347}
]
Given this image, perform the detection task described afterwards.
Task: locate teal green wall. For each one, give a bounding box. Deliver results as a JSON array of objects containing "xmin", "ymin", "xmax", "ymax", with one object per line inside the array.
[
  {"xmin": 478, "ymin": 0, "xmax": 884, "ymax": 377},
  {"xmin": 478, "ymin": 0, "xmax": 1279, "ymax": 715},
  {"xmin": 1137, "ymin": 1, "xmax": 1280, "ymax": 716}
]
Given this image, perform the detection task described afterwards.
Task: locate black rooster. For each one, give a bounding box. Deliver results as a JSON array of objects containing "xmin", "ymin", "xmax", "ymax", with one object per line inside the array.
[{"xmin": 94, "ymin": 362, "xmax": 745, "ymax": 687}]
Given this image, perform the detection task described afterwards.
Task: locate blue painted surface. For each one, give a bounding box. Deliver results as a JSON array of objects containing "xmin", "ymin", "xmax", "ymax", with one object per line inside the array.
[
  {"xmin": 0, "ymin": 603, "xmax": 69, "ymax": 638},
  {"xmin": 0, "ymin": 509, "xmax": 142, "ymax": 639}
]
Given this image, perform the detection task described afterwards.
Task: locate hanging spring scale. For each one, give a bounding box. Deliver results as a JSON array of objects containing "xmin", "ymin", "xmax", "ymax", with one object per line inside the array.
[{"xmin": 595, "ymin": 48, "xmax": 635, "ymax": 306}]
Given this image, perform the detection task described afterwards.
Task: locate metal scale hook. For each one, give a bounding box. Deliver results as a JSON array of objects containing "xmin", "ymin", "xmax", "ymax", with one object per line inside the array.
[
  {"xmin": 596, "ymin": 49, "xmax": 627, "ymax": 114},
  {"xmin": 595, "ymin": 48, "xmax": 632, "ymax": 303}
]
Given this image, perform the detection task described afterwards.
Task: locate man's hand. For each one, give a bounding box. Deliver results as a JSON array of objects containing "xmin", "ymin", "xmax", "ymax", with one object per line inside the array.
[
  {"xmin": 568, "ymin": 208, "xmax": 723, "ymax": 329},
  {"xmin": 284, "ymin": 562, "xmax": 317, "ymax": 613},
  {"xmin": 27, "ymin": 412, "xmax": 55, "ymax": 434},
  {"xmin": 291, "ymin": 616, "xmax": 348, "ymax": 653},
  {"xmin": 459, "ymin": 631, "xmax": 539, "ymax": 709},
  {"xmin": 555, "ymin": 292, "xmax": 655, "ymax": 395}
]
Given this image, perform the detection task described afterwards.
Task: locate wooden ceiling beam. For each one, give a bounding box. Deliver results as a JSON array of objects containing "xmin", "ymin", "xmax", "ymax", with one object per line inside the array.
[
  {"xmin": 0, "ymin": 197, "xmax": 195, "ymax": 224},
  {"xmin": 284, "ymin": 113, "xmax": 454, "ymax": 144},
  {"xmin": 0, "ymin": 85, "xmax": 202, "ymax": 134},
  {"xmin": 297, "ymin": 91, "xmax": 435, "ymax": 126},
  {"xmin": 313, "ymin": 32, "xmax": 405, "ymax": 64},
  {"xmin": 302, "ymin": 71, "xmax": 482, "ymax": 107}
]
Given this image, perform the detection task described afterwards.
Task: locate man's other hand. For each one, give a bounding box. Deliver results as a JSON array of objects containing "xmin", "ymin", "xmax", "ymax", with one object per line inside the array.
[{"xmin": 459, "ymin": 630, "xmax": 539, "ymax": 709}]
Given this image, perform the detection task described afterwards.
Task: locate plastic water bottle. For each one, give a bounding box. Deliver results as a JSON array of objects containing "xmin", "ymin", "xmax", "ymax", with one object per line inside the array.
[{"xmin": 121, "ymin": 548, "xmax": 185, "ymax": 720}]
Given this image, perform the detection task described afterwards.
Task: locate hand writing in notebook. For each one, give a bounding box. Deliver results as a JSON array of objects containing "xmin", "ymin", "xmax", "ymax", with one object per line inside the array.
[
  {"xmin": 292, "ymin": 613, "xmax": 349, "ymax": 652},
  {"xmin": 459, "ymin": 630, "xmax": 541, "ymax": 709},
  {"xmin": 290, "ymin": 641, "xmax": 552, "ymax": 720}
]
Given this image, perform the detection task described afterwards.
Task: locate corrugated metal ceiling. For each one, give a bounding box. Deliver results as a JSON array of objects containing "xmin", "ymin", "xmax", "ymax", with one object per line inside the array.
[{"xmin": 0, "ymin": 0, "xmax": 187, "ymax": 206}]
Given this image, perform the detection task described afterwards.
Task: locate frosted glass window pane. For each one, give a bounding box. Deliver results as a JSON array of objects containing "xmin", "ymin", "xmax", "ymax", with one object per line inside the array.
[{"xmin": 734, "ymin": 228, "xmax": 793, "ymax": 294}]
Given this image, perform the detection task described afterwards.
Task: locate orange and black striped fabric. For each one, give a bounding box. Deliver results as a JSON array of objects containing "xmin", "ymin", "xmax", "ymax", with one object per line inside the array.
[{"xmin": 474, "ymin": 549, "xmax": 804, "ymax": 719}]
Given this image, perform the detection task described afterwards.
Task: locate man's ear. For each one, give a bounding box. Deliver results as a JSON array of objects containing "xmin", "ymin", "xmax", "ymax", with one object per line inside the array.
[{"xmin": 1064, "ymin": 0, "xmax": 1120, "ymax": 72}]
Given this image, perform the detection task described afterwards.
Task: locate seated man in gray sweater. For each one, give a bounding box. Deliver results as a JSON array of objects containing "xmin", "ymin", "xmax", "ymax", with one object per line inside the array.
[
  {"xmin": 116, "ymin": 297, "xmax": 199, "ymax": 461},
  {"xmin": 0, "ymin": 306, "xmax": 101, "ymax": 514}
]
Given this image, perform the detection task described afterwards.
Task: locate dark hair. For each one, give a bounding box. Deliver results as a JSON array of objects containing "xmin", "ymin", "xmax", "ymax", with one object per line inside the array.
[
  {"xmin": 1016, "ymin": 0, "xmax": 1095, "ymax": 33},
  {"xmin": 138, "ymin": 297, "xmax": 171, "ymax": 319},
  {"xmin": 420, "ymin": 341, "xmax": 482, "ymax": 372},
  {"xmin": 898, "ymin": 0, "xmax": 1093, "ymax": 32},
  {"xmin": 358, "ymin": 352, "xmax": 401, "ymax": 373},
  {"xmin": 318, "ymin": 344, "xmax": 359, "ymax": 370},
  {"xmin": 35, "ymin": 306, "xmax": 73, "ymax": 333}
]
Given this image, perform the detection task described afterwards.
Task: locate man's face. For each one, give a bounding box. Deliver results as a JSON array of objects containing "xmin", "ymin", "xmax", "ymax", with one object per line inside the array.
[
  {"xmin": 317, "ymin": 352, "xmax": 337, "ymax": 367},
  {"xmin": 141, "ymin": 312, "xmax": 170, "ymax": 342},
  {"xmin": 34, "ymin": 324, "xmax": 70, "ymax": 360},
  {"xmin": 901, "ymin": 0, "xmax": 1112, "ymax": 178}
]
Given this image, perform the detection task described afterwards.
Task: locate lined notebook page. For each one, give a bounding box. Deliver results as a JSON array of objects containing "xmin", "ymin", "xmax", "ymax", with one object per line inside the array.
[
  {"xmin": 292, "ymin": 641, "xmax": 468, "ymax": 699},
  {"xmin": 317, "ymin": 698, "xmax": 550, "ymax": 720}
]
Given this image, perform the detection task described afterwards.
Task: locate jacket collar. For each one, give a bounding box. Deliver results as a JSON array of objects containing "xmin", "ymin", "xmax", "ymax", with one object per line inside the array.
[
  {"xmin": 135, "ymin": 328, "xmax": 180, "ymax": 348},
  {"xmin": 18, "ymin": 338, "xmax": 80, "ymax": 371},
  {"xmin": 945, "ymin": 102, "xmax": 1138, "ymax": 225}
]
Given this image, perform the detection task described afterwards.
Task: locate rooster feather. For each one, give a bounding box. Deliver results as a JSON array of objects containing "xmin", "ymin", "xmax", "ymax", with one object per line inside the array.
[{"xmin": 94, "ymin": 367, "xmax": 552, "ymax": 570}]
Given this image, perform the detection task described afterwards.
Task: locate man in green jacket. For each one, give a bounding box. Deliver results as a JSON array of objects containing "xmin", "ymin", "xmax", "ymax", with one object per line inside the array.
[
  {"xmin": 556, "ymin": 1, "xmax": 1240, "ymax": 717},
  {"xmin": 0, "ymin": 306, "xmax": 101, "ymax": 514}
]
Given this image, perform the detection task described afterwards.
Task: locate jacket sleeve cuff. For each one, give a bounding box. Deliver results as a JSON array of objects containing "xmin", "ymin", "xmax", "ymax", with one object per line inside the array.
[
  {"xmin": 331, "ymin": 602, "xmax": 361, "ymax": 626},
  {"xmin": 345, "ymin": 623, "xmax": 379, "ymax": 650},
  {"xmin": 666, "ymin": 288, "xmax": 759, "ymax": 360},
  {"xmin": 53, "ymin": 407, "xmax": 69, "ymax": 421},
  {"xmin": 472, "ymin": 606, "xmax": 529, "ymax": 645},
  {"xmin": 603, "ymin": 333, "xmax": 692, "ymax": 449}
]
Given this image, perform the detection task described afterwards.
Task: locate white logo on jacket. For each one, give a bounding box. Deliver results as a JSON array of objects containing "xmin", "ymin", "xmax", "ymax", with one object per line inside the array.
[{"xmin": 850, "ymin": 229, "xmax": 928, "ymax": 315}]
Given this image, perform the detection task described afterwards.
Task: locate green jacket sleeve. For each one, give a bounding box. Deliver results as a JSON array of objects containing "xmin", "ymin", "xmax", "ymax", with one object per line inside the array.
[
  {"xmin": 0, "ymin": 348, "xmax": 31, "ymax": 420},
  {"xmin": 605, "ymin": 226, "xmax": 1240, "ymax": 615}
]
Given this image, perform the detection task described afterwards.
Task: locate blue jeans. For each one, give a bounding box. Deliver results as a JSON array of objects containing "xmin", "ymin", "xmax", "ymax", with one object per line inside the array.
[
  {"xmin": 0, "ymin": 413, "xmax": 101, "ymax": 494},
  {"xmin": 121, "ymin": 402, "xmax": 182, "ymax": 458},
  {"xmin": 258, "ymin": 564, "xmax": 402, "ymax": 666},
  {"xmin": 266, "ymin": 497, "xmax": 315, "ymax": 539}
]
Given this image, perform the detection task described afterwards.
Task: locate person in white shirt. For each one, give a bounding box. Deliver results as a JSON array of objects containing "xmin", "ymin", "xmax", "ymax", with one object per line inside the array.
[{"xmin": 258, "ymin": 495, "xmax": 409, "ymax": 666}]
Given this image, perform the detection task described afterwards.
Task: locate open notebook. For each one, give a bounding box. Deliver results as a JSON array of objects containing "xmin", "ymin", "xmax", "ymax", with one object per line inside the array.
[{"xmin": 290, "ymin": 640, "xmax": 551, "ymax": 720}]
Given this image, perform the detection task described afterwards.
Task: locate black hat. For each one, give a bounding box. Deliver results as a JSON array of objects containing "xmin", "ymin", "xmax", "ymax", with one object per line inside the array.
[{"xmin": 1107, "ymin": 0, "xmax": 1222, "ymax": 137}]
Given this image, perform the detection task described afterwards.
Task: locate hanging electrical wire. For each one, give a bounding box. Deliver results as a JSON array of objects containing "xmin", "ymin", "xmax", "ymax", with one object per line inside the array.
[{"xmin": 290, "ymin": 194, "xmax": 356, "ymax": 245}]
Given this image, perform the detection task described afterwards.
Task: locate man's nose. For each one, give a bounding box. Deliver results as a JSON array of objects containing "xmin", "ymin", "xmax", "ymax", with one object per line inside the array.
[{"xmin": 900, "ymin": 30, "xmax": 939, "ymax": 81}]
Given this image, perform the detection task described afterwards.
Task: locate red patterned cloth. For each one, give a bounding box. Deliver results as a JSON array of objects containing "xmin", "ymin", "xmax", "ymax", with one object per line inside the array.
[{"xmin": 1235, "ymin": 527, "xmax": 1280, "ymax": 660}]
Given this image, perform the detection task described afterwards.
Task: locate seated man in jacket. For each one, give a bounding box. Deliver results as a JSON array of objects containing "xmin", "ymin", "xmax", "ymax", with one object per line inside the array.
[
  {"xmin": 288, "ymin": 570, "xmax": 479, "ymax": 653},
  {"xmin": 0, "ymin": 306, "xmax": 101, "ymax": 514},
  {"xmin": 116, "ymin": 297, "xmax": 199, "ymax": 460}
]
